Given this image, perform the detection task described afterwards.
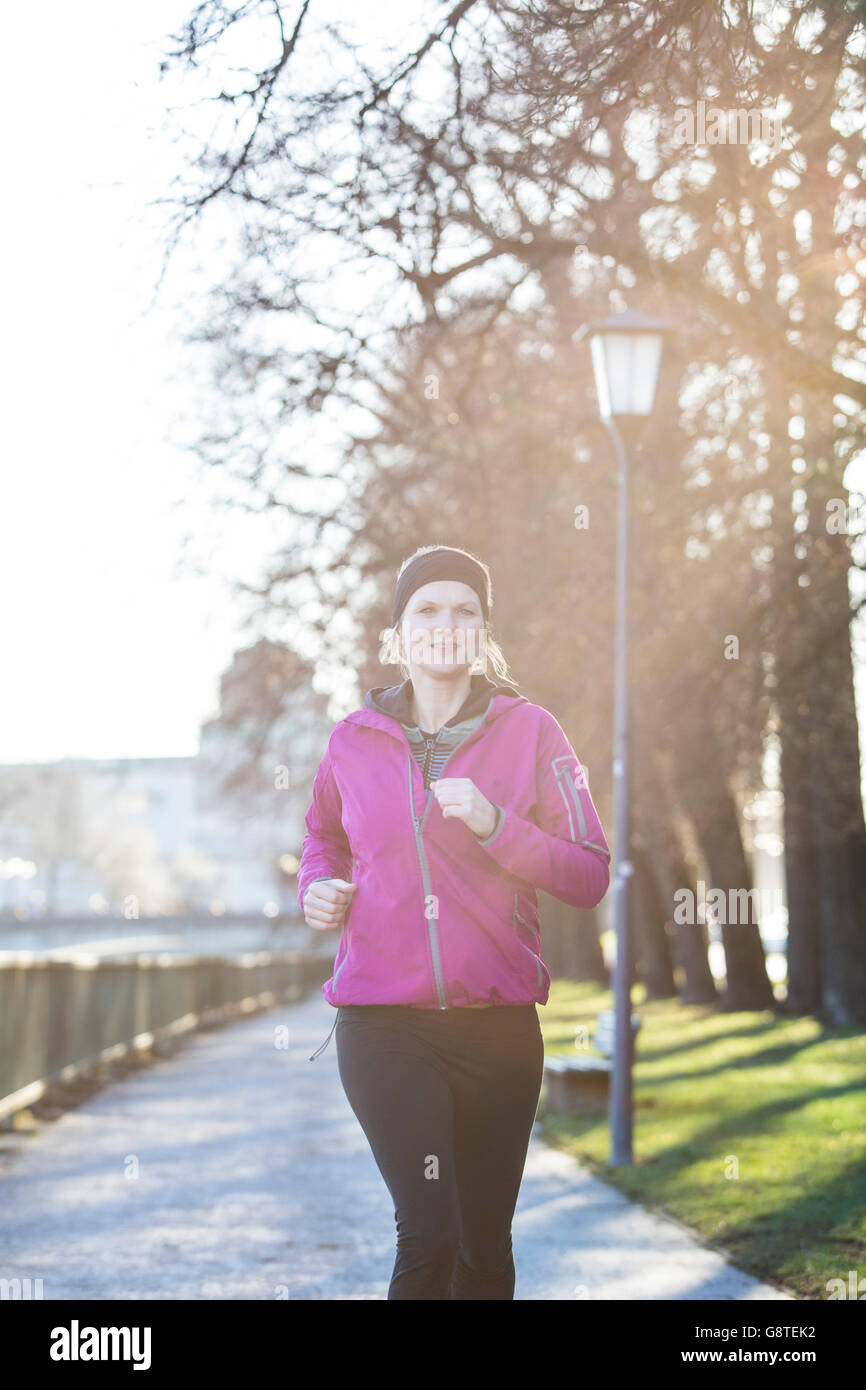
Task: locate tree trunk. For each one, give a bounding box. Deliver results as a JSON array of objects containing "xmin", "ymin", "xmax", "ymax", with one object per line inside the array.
[
  {"xmin": 776, "ymin": 667, "xmax": 822, "ymax": 1015},
  {"xmin": 801, "ymin": 482, "xmax": 866, "ymax": 1025},
  {"xmin": 687, "ymin": 783, "xmax": 775, "ymax": 1011},
  {"xmin": 634, "ymin": 747, "xmax": 718, "ymax": 1005},
  {"xmin": 794, "ymin": 153, "xmax": 866, "ymax": 1025},
  {"xmin": 653, "ymin": 840, "xmax": 718, "ymax": 1005},
  {"xmin": 632, "ymin": 842, "xmax": 677, "ymax": 999}
]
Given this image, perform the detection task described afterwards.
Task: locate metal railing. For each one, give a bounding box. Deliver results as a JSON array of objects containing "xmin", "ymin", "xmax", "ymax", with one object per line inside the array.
[{"xmin": 0, "ymin": 950, "xmax": 331, "ymax": 1122}]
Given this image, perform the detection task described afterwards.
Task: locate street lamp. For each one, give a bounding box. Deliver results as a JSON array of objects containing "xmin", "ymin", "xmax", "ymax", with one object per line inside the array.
[{"xmin": 575, "ymin": 307, "xmax": 672, "ymax": 1166}]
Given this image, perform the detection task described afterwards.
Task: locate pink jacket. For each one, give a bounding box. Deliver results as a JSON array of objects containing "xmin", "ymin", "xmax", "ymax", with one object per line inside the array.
[{"xmin": 298, "ymin": 678, "xmax": 611, "ymax": 1051}]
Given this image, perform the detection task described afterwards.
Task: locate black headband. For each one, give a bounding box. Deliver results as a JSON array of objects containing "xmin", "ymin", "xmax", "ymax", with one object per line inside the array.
[{"xmin": 391, "ymin": 548, "xmax": 491, "ymax": 628}]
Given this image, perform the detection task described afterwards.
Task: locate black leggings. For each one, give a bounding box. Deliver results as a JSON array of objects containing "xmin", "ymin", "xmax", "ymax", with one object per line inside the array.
[{"xmin": 335, "ymin": 1002, "xmax": 544, "ymax": 1300}]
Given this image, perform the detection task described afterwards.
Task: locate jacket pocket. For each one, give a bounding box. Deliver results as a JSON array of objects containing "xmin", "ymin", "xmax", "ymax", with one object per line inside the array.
[
  {"xmin": 331, "ymin": 892, "xmax": 355, "ymax": 988},
  {"xmin": 512, "ymin": 891, "xmax": 544, "ymax": 988}
]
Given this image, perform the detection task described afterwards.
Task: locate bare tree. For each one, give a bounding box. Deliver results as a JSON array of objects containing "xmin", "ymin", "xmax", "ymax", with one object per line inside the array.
[{"xmin": 153, "ymin": 0, "xmax": 866, "ymax": 1021}]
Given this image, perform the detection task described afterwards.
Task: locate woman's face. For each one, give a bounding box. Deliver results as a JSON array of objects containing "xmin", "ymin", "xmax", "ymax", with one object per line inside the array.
[{"xmin": 402, "ymin": 580, "xmax": 486, "ymax": 675}]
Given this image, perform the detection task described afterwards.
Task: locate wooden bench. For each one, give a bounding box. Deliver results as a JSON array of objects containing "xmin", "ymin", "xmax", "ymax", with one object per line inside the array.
[{"xmin": 542, "ymin": 1010, "xmax": 641, "ymax": 1113}]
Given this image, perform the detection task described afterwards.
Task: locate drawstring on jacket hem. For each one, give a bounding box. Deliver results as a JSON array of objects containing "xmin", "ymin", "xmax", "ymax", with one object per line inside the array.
[{"xmin": 309, "ymin": 1011, "xmax": 339, "ymax": 1061}]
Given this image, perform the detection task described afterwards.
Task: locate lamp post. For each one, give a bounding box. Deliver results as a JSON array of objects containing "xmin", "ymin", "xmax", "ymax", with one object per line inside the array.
[{"xmin": 576, "ymin": 307, "xmax": 671, "ymax": 1166}]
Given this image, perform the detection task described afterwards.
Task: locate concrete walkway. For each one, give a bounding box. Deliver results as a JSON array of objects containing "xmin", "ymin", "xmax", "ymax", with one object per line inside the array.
[{"xmin": 0, "ymin": 990, "xmax": 793, "ymax": 1300}]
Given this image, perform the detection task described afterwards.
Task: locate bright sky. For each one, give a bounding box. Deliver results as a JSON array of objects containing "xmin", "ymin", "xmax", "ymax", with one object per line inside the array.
[
  {"xmin": 0, "ymin": 0, "xmax": 256, "ymax": 762},
  {"xmin": 0, "ymin": 0, "xmax": 446, "ymax": 764},
  {"xmin": 0, "ymin": 0, "xmax": 863, "ymax": 782}
]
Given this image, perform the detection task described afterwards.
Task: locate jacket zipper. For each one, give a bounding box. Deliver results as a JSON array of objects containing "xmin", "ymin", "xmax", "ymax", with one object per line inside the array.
[
  {"xmin": 422, "ymin": 734, "xmax": 436, "ymax": 785},
  {"xmin": 407, "ymin": 724, "xmax": 482, "ymax": 1009},
  {"xmin": 408, "ymin": 753, "xmax": 448, "ymax": 1008}
]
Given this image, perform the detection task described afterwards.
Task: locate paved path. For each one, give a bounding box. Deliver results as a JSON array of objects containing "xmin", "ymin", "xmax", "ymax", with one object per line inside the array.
[{"xmin": 0, "ymin": 990, "xmax": 793, "ymax": 1300}]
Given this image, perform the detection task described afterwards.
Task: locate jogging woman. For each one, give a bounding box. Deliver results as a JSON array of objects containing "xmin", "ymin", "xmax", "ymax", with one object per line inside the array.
[{"xmin": 299, "ymin": 544, "xmax": 611, "ymax": 1299}]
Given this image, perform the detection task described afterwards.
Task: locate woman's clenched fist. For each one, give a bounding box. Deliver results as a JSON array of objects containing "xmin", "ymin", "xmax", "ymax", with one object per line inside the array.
[
  {"xmin": 431, "ymin": 777, "xmax": 498, "ymax": 838},
  {"xmin": 303, "ymin": 878, "xmax": 357, "ymax": 931}
]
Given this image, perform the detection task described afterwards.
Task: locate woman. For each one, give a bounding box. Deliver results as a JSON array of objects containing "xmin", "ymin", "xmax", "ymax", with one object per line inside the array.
[{"xmin": 299, "ymin": 544, "xmax": 611, "ymax": 1299}]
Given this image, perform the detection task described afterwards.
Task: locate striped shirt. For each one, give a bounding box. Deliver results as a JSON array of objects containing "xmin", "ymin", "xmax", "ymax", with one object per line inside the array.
[
  {"xmin": 412, "ymin": 729, "xmax": 455, "ymax": 787},
  {"xmin": 404, "ymin": 717, "xmax": 505, "ymax": 844}
]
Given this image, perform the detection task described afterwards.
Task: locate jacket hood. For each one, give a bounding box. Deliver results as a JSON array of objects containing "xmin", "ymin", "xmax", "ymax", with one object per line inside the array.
[{"xmin": 362, "ymin": 672, "xmax": 523, "ymax": 729}]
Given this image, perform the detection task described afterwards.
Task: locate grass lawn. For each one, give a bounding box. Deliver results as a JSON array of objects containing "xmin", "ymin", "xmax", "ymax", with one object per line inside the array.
[{"xmin": 536, "ymin": 979, "xmax": 866, "ymax": 1301}]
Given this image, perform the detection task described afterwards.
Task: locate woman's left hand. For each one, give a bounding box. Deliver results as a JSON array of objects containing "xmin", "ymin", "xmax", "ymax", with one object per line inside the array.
[{"xmin": 431, "ymin": 778, "xmax": 498, "ymax": 838}]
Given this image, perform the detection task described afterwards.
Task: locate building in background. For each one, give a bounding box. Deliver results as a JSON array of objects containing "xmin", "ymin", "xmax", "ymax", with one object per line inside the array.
[{"xmin": 0, "ymin": 642, "xmax": 335, "ymax": 918}]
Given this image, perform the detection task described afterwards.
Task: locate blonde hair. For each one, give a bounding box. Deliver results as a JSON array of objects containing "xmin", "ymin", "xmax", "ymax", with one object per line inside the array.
[{"xmin": 378, "ymin": 545, "xmax": 517, "ymax": 685}]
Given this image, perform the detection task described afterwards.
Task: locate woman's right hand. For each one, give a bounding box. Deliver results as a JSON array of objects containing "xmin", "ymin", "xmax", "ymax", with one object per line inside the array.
[{"xmin": 303, "ymin": 878, "xmax": 357, "ymax": 931}]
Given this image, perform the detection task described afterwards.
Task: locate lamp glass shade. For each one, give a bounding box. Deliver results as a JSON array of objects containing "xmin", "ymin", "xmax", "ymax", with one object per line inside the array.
[{"xmin": 590, "ymin": 330, "xmax": 664, "ymax": 418}]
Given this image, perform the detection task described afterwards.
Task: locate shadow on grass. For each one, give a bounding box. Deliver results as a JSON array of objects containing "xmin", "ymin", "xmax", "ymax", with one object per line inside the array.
[
  {"xmin": 637, "ymin": 1034, "xmax": 839, "ymax": 1085},
  {"xmin": 634, "ymin": 1015, "xmax": 785, "ymax": 1063},
  {"xmin": 705, "ymin": 1159, "xmax": 866, "ymax": 1298},
  {"xmin": 635, "ymin": 1073, "xmax": 866, "ymax": 1167},
  {"xmin": 627, "ymin": 1078, "xmax": 865, "ymax": 1287}
]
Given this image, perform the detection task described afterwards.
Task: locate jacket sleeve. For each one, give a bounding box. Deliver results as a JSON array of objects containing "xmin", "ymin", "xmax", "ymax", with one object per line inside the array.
[
  {"xmin": 471, "ymin": 709, "xmax": 611, "ymax": 909},
  {"xmin": 297, "ymin": 740, "xmax": 353, "ymax": 911}
]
